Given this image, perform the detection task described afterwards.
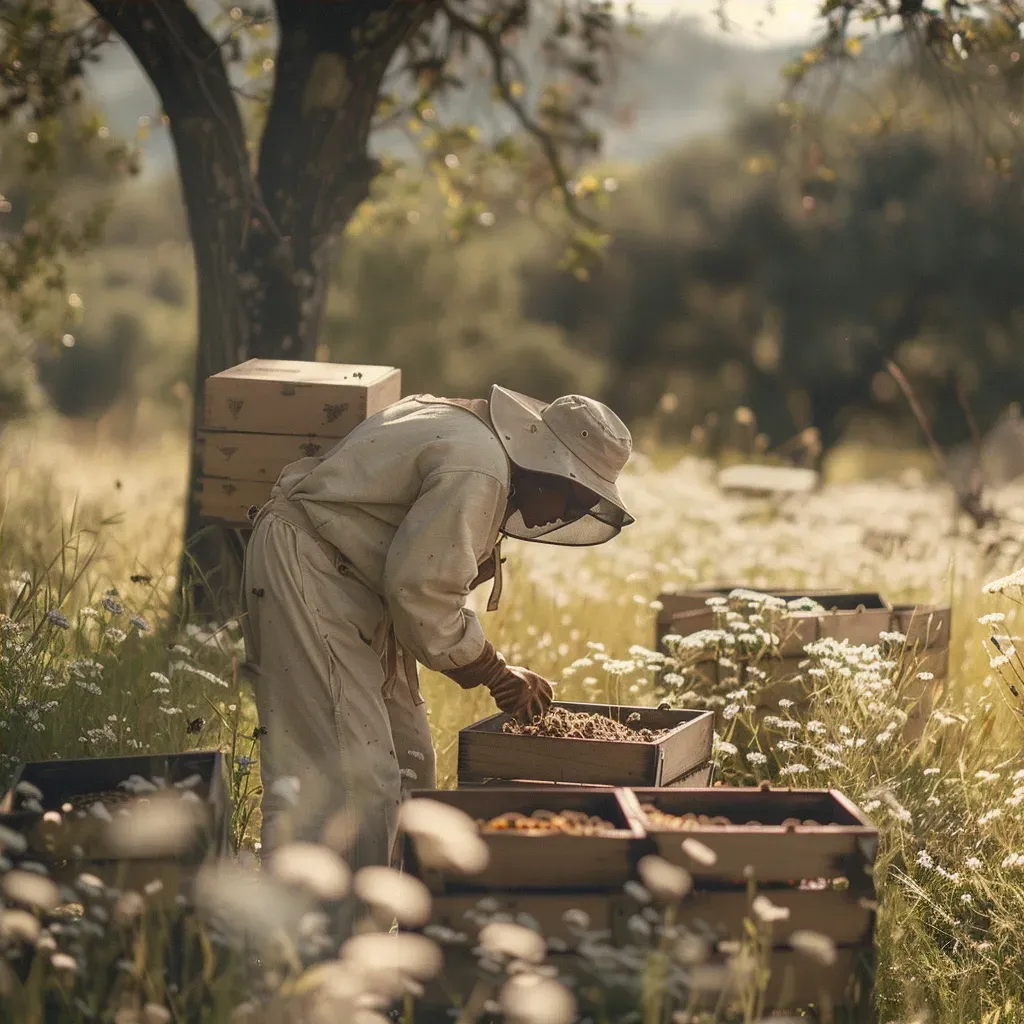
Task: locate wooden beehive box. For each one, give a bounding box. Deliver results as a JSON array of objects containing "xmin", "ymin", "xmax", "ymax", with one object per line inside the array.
[
  {"xmin": 625, "ymin": 786, "xmax": 877, "ymax": 1012},
  {"xmin": 403, "ymin": 786, "xmax": 644, "ymax": 893},
  {"xmin": 406, "ymin": 785, "xmax": 877, "ymax": 1021},
  {"xmin": 627, "ymin": 786, "xmax": 878, "ymax": 885},
  {"xmin": 1, "ymin": 751, "xmax": 231, "ymax": 898},
  {"xmin": 655, "ymin": 587, "xmax": 951, "ymax": 742},
  {"xmin": 196, "ymin": 359, "xmax": 401, "ymax": 526},
  {"xmin": 456, "ymin": 701, "xmax": 714, "ymax": 789}
]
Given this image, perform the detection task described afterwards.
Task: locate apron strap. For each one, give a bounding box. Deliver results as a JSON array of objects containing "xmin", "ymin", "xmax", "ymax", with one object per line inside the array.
[{"xmin": 487, "ymin": 537, "xmax": 504, "ymax": 613}]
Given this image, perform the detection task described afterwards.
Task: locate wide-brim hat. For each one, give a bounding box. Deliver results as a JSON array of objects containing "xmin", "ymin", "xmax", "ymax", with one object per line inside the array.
[{"xmin": 488, "ymin": 385, "xmax": 635, "ymax": 546}]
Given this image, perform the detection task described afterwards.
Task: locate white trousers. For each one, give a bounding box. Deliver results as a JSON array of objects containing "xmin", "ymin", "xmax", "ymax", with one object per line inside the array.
[{"xmin": 240, "ymin": 510, "xmax": 436, "ymax": 885}]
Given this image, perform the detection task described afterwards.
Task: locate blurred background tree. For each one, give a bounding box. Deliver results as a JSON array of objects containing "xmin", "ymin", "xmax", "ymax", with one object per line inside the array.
[
  {"xmin": 3, "ymin": 0, "xmax": 645, "ymax": 612},
  {"xmin": 6, "ymin": 2, "xmax": 1024, "ymax": 591}
]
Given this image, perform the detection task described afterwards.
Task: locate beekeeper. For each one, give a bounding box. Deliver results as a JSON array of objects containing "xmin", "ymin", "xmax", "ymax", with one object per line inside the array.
[{"xmin": 240, "ymin": 386, "xmax": 634, "ymax": 882}]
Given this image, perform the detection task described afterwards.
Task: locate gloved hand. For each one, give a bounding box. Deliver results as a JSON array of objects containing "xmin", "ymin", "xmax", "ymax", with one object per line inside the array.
[
  {"xmin": 489, "ymin": 665, "xmax": 553, "ymax": 720},
  {"xmin": 443, "ymin": 642, "xmax": 554, "ymax": 721}
]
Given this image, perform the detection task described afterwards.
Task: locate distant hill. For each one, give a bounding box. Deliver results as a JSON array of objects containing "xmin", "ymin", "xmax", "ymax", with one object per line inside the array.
[{"xmin": 83, "ymin": 14, "xmax": 798, "ymax": 180}]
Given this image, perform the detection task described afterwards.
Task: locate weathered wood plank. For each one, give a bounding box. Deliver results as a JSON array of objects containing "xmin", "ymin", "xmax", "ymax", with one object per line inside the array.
[
  {"xmin": 198, "ymin": 430, "xmax": 340, "ymax": 481},
  {"xmin": 195, "ymin": 477, "xmax": 271, "ymax": 525}
]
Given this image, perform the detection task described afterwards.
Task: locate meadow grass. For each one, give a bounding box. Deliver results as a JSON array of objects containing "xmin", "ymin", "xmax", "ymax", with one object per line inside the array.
[{"xmin": 1, "ymin": 424, "xmax": 1023, "ymax": 1023}]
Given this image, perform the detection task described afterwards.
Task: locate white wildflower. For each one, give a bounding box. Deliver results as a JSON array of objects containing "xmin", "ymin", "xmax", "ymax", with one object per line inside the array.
[
  {"xmin": 752, "ymin": 894, "xmax": 790, "ymax": 924},
  {"xmin": 637, "ymin": 856, "xmax": 693, "ymax": 901},
  {"xmin": 789, "ymin": 929, "xmax": 837, "ymax": 966}
]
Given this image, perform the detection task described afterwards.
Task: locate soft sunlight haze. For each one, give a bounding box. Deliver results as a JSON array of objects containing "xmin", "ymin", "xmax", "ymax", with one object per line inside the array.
[{"xmin": 624, "ymin": 0, "xmax": 817, "ymax": 45}]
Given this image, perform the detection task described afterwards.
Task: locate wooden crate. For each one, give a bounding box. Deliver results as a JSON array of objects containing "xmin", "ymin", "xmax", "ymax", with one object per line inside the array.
[
  {"xmin": 198, "ymin": 360, "xmax": 402, "ymax": 526},
  {"xmin": 403, "ymin": 787, "xmax": 644, "ymax": 893},
  {"xmin": 195, "ymin": 477, "xmax": 272, "ymax": 526},
  {"xmin": 456, "ymin": 701, "xmax": 714, "ymax": 788},
  {"xmin": 655, "ymin": 587, "xmax": 951, "ymax": 743},
  {"xmin": 405, "ymin": 784, "xmax": 876, "ymax": 1021},
  {"xmin": 412, "ymin": 796, "xmax": 874, "ymax": 1019},
  {"xmin": 197, "ymin": 431, "xmax": 340, "ymax": 481},
  {"xmin": 203, "ymin": 359, "xmax": 401, "ymax": 436},
  {"xmin": 627, "ymin": 787, "xmax": 878, "ymax": 886},
  {"xmin": 624, "ymin": 786, "xmax": 877, "ymax": 1018},
  {"xmin": 1, "ymin": 751, "xmax": 231, "ymax": 897}
]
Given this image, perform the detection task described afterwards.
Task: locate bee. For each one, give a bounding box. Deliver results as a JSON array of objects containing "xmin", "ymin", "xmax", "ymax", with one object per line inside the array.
[
  {"xmin": 186, "ymin": 718, "xmax": 204, "ymax": 735},
  {"xmin": 130, "ymin": 574, "xmax": 152, "ymax": 585}
]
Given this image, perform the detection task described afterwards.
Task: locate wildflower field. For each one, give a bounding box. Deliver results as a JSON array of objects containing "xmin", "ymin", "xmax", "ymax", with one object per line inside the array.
[{"xmin": 1, "ymin": 426, "xmax": 1023, "ymax": 1024}]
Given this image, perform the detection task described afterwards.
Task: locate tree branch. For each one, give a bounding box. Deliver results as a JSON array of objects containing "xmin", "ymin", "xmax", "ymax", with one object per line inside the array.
[
  {"xmin": 886, "ymin": 359, "xmax": 998, "ymax": 527},
  {"xmin": 85, "ymin": 0, "xmax": 285, "ymax": 247},
  {"xmin": 439, "ymin": 0, "xmax": 599, "ymax": 229}
]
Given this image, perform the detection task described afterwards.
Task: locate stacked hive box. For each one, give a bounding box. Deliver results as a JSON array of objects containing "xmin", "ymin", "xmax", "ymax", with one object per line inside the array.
[
  {"xmin": 196, "ymin": 359, "xmax": 402, "ymax": 527},
  {"xmin": 655, "ymin": 587, "xmax": 951, "ymax": 744},
  {"xmin": 403, "ymin": 785, "xmax": 877, "ymax": 1020}
]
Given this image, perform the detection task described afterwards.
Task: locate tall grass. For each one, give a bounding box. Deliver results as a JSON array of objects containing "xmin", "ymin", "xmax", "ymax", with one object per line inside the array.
[{"xmin": 1, "ymin": 428, "xmax": 1023, "ymax": 1022}]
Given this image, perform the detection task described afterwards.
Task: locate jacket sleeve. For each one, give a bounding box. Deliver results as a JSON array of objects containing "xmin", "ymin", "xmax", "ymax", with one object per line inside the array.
[{"xmin": 382, "ymin": 469, "xmax": 507, "ymax": 672}]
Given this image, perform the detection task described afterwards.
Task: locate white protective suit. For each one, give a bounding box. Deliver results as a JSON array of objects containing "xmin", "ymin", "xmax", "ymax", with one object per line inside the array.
[
  {"xmin": 241, "ymin": 396, "xmax": 508, "ymax": 862},
  {"xmin": 240, "ymin": 388, "xmax": 633, "ymax": 914}
]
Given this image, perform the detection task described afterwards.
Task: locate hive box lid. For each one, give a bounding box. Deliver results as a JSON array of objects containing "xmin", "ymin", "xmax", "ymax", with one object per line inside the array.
[
  {"xmin": 203, "ymin": 360, "xmax": 402, "ymax": 436},
  {"xmin": 208, "ymin": 359, "xmax": 398, "ymax": 386}
]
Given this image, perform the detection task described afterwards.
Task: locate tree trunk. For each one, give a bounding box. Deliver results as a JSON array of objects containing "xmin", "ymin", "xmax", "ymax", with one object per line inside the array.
[
  {"xmin": 89, "ymin": 0, "xmax": 436, "ymax": 621},
  {"xmin": 172, "ymin": 114, "xmax": 256, "ymax": 620},
  {"xmin": 178, "ymin": 3, "xmax": 435, "ymax": 620}
]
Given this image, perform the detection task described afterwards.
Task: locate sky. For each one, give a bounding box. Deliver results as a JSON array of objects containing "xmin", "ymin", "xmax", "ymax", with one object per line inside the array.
[{"xmin": 622, "ymin": 0, "xmax": 818, "ymax": 46}]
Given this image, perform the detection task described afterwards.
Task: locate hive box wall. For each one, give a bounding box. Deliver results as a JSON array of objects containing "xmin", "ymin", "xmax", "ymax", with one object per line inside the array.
[
  {"xmin": 203, "ymin": 360, "xmax": 401, "ymax": 436},
  {"xmin": 456, "ymin": 702, "xmax": 714, "ymax": 788}
]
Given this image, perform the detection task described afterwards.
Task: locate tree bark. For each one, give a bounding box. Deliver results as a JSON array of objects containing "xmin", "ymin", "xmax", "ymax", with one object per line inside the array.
[
  {"xmin": 171, "ymin": 113, "xmax": 257, "ymax": 618},
  {"xmin": 242, "ymin": 1, "xmax": 434, "ymax": 362}
]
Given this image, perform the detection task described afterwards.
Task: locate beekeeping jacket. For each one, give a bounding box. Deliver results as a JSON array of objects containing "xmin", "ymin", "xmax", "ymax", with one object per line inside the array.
[{"xmin": 240, "ymin": 388, "xmax": 633, "ymax": 915}]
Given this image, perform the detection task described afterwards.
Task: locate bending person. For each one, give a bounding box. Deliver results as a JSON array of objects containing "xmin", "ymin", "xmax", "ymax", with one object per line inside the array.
[{"xmin": 240, "ymin": 386, "xmax": 634, "ymax": 913}]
